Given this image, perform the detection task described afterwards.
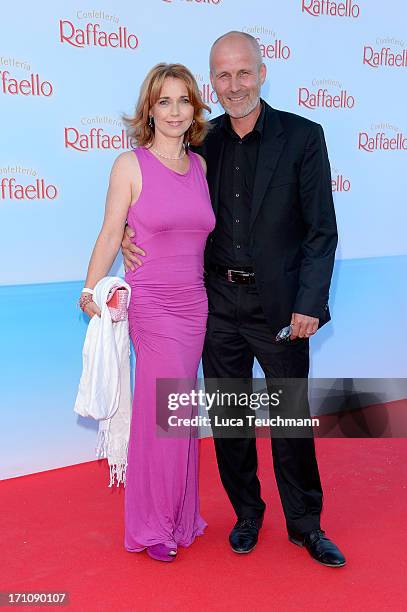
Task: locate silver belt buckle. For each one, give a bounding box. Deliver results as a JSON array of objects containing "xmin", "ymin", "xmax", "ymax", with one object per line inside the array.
[
  {"xmin": 227, "ymin": 269, "xmax": 235, "ymax": 282},
  {"xmin": 227, "ymin": 269, "xmax": 252, "ymax": 282}
]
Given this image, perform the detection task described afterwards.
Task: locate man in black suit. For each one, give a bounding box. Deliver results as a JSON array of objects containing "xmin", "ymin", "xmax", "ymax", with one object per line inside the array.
[{"xmin": 122, "ymin": 31, "xmax": 345, "ymax": 567}]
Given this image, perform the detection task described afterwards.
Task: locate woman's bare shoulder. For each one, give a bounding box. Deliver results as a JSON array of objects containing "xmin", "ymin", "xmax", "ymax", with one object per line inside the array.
[
  {"xmin": 111, "ymin": 149, "xmax": 140, "ymax": 177},
  {"xmin": 113, "ymin": 149, "xmax": 138, "ymax": 167}
]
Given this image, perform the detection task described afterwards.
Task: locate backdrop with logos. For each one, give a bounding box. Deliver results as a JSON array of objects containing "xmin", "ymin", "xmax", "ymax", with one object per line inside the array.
[{"xmin": 1, "ymin": 0, "xmax": 406, "ymax": 478}]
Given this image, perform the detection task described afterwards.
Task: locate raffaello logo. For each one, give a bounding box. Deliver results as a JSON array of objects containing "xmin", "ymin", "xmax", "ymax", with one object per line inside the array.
[
  {"xmin": 298, "ymin": 79, "xmax": 354, "ymax": 109},
  {"xmin": 194, "ymin": 74, "xmax": 218, "ymax": 108},
  {"xmin": 242, "ymin": 27, "xmax": 290, "ymax": 61},
  {"xmin": 0, "ymin": 173, "xmax": 58, "ymax": 201},
  {"xmin": 256, "ymin": 36, "xmax": 290, "ymax": 60},
  {"xmin": 59, "ymin": 19, "xmax": 139, "ymax": 49},
  {"xmin": 331, "ymin": 166, "xmax": 351, "ymax": 192},
  {"xmin": 200, "ymin": 83, "xmax": 218, "ymax": 105},
  {"xmin": 358, "ymin": 123, "xmax": 407, "ymax": 152},
  {"xmin": 65, "ymin": 126, "xmax": 136, "ymax": 152},
  {"xmin": 301, "ymin": 0, "xmax": 360, "ymax": 17},
  {"xmin": 0, "ymin": 70, "xmax": 53, "ymax": 96},
  {"xmin": 363, "ymin": 37, "xmax": 407, "ymax": 68}
]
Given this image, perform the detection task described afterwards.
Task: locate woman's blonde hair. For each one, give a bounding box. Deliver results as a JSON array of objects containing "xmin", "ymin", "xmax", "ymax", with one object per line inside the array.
[{"xmin": 122, "ymin": 63, "xmax": 211, "ymax": 147}]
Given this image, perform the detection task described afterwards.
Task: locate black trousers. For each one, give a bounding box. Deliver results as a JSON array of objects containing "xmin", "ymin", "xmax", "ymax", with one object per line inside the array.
[{"xmin": 202, "ymin": 272, "xmax": 323, "ymax": 535}]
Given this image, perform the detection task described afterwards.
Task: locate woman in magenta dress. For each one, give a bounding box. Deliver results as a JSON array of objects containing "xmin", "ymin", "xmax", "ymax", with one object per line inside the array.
[{"xmin": 79, "ymin": 63, "xmax": 215, "ymax": 562}]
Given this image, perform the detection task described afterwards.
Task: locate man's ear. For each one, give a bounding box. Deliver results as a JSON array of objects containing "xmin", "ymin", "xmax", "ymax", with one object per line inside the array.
[
  {"xmin": 209, "ymin": 70, "xmax": 215, "ymax": 89},
  {"xmin": 259, "ymin": 63, "xmax": 267, "ymax": 86}
]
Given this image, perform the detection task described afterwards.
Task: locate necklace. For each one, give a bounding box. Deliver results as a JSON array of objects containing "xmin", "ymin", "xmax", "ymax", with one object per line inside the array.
[{"xmin": 149, "ymin": 144, "xmax": 186, "ymax": 160}]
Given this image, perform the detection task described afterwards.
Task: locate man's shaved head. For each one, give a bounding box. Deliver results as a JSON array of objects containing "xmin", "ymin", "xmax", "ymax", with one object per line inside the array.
[{"xmin": 210, "ymin": 31, "xmax": 263, "ymax": 74}]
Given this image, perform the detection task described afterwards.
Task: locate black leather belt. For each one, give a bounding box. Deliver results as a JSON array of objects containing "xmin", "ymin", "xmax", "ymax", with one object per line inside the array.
[{"xmin": 210, "ymin": 263, "xmax": 256, "ymax": 285}]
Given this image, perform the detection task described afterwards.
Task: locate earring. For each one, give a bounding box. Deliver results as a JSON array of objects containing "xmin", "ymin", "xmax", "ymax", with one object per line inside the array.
[{"xmin": 148, "ymin": 116, "xmax": 154, "ymax": 128}]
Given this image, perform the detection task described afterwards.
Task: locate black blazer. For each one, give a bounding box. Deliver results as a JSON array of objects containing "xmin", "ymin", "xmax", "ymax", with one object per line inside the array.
[{"xmin": 192, "ymin": 101, "xmax": 338, "ymax": 335}]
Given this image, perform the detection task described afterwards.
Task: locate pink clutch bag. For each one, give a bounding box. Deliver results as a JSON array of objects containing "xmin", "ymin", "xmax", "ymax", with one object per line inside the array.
[{"xmin": 106, "ymin": 287, "xmax": 128, "ymax": 322}]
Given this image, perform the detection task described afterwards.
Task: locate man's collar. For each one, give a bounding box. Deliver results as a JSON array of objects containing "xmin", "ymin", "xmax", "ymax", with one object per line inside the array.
[{"xmin": 221, "ymin": 99, "xmax": 265, "ymax": 137}]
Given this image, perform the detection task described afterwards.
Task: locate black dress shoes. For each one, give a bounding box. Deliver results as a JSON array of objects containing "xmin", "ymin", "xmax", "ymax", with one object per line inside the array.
[
  {"xmin": 229, "ymin": 516, "xmax": 263, "ymax": 553},
  {"xmin": 288, "ymin": 528, "xmax": 346, "ymax": 567}
]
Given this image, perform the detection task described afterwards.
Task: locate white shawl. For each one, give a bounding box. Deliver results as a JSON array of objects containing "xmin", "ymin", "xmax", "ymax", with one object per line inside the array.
[{"xmin": 74, "ymin": 276, "xmax": 132, "ymax": 487}]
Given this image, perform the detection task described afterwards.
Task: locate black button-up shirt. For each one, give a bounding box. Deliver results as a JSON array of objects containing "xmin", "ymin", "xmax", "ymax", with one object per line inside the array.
[{"xmin": 210, "ymin": 101, "xmax": 265, "ymax": 267}]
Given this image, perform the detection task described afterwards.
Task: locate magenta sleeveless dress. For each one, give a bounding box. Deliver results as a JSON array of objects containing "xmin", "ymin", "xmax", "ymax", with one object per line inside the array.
[{"xmin": 124, "ymin": 147, "xmax": 215, "ymax": 552}]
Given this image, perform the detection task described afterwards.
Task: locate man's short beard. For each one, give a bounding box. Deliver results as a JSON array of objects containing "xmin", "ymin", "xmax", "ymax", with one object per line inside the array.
[{"xmin": 224, "ymin": 95, "xmax": 260, "ymax": 119}]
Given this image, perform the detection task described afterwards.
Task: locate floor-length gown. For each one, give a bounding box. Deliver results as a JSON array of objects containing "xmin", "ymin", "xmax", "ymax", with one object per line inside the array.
[{"xmin": 124, "ymin": 146, "xmax": 216, "ymax": 551}]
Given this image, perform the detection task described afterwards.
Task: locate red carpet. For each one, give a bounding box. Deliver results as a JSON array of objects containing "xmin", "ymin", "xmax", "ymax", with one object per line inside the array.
[{"xmin": 2, "ymin": 438, "xmax": 407, "ymax": 611}]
